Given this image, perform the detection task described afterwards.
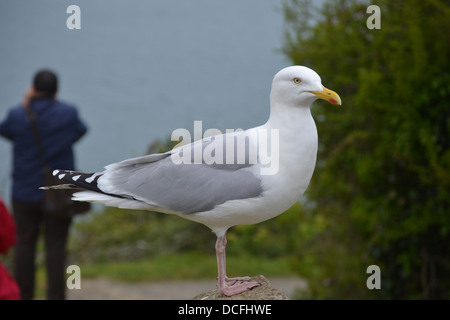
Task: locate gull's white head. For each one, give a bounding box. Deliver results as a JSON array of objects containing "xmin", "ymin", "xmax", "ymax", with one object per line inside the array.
[{"xmin": 270, "ymin": 66, "xmax": 342, "ymax": 108}]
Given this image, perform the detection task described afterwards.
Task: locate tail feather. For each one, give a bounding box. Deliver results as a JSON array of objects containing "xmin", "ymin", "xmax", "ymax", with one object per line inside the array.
[
  {"xmin": 42, "ymin": 169, "xmax": 145, "ymax": 205},
  {"xmin": 40, "ymin": 183, "xmax": 79, "ymax": 190},
  {"xmin": 49, "ymin": 170, "xmax": 104, "ymax": 193},
  {"xmin": 42, "ymin": 169, "xmax": 180, "ymax": 214},
  {"xmin": 72, "ymin": 191, "xmax": 153, "ymax": 210}
]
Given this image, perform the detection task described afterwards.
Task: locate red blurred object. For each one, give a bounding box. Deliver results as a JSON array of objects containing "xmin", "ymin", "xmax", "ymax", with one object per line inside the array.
[{"xmin": 0, "ymin": 198, "xmax": 21, "ymax": 300}]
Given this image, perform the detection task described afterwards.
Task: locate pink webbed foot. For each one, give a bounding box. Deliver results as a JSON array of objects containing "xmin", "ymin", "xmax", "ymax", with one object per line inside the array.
[
  {"xmin": 219, "ymin": 277, "xmax": 261, "ymax": 296},
  {"xmin": 225, "ymin": 276, "xmax": 251, "ymax": 285}
]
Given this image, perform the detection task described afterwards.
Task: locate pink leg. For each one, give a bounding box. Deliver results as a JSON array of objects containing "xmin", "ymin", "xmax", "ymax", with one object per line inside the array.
[{"xmin": 215, "ymin": 234, "xmax": 260, "ymax": 296}]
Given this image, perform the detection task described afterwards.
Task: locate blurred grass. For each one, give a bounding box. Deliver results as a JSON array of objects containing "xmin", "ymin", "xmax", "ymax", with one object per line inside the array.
[
  {"xmin": 78, "ymin": 252, "xmax": 297, "ymax": 282},
  {"xmin": 34, "ymin": 252, "xmax": 297, "ymax": 299}
]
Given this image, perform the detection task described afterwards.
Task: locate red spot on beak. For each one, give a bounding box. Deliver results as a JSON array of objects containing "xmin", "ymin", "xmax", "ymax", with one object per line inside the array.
[{"xmin": 329, "ymin": 98, "xmax": 338, "ymax": 104}]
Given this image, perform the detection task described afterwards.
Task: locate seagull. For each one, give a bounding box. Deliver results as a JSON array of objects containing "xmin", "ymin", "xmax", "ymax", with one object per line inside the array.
[{"xmin": 43, "ymin": 66, "xmax": 341, "ymax": 296}]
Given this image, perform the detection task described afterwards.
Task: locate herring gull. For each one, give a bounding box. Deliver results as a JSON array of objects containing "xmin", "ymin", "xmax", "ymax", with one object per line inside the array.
[{"xmin": 43, "ymin": 65, "xmax": 341, "ymax": 296}]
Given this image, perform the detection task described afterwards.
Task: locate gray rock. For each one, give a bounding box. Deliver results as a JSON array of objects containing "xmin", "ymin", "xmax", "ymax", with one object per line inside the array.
[{"xmin": 193, "ymin": 275, "xmax": 289, "ymax": 300}]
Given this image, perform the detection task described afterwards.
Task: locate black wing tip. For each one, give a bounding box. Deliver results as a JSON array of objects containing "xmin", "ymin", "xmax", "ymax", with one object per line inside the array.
[{"xmin": 51, "ymin": 170, "xmax": 103, "ymax": 193}]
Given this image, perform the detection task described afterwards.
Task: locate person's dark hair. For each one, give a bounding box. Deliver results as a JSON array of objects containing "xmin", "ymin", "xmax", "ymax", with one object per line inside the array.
[{"xmin": 33, "ymin": 69, "xmax": 58, "ymax": 97}]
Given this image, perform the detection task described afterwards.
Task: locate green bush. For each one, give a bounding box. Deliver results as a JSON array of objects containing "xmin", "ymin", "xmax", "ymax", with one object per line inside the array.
[{"xmin": 283, "ymin": 0, "xmax": 450, "ymax": 299}]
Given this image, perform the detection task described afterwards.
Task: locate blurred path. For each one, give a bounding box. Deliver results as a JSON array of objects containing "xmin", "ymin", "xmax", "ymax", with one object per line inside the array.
[{"xmin": 67, "ymin": 277, "xmax": 307, "ymax": 300}]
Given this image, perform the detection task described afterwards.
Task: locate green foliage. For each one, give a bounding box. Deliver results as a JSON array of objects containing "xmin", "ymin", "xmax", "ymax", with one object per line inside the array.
[
  {"xmin": 283, "ymin": 0, "xmax": 450, "ymax": 299},
  {"xmin": 69, "ymin": 207, "xmax": 216, "ymax": 264},
  {"xmin": 68, "ymin": 203, "xmax": 305, "ymax": 265},
  {"xmin": 75, "ymin": 253, "xmax": 295, "ymax": 282}
]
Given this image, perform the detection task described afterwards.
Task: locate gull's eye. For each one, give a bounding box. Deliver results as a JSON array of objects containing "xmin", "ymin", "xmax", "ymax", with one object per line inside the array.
[{"xmin": 293, "ymin": 77, "xmax": 302, "ymax": 84}]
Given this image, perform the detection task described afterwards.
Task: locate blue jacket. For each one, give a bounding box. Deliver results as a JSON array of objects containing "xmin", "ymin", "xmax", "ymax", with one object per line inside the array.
[{"xmin": 0, "ymin": 99, "xmax": 88, "ymax": 202}]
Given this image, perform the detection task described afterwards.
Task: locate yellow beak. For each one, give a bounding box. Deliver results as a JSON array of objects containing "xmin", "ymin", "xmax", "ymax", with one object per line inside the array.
[{"xmin": 310, "ymin": 86, "xmax": 342, "ymax": 105}]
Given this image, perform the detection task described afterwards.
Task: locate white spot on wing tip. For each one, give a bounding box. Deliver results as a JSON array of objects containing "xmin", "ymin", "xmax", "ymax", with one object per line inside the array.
[
  {"xmin": 58, "ymin": 174, "xmax": 66, "ymax": 179},
  {"xmin": 85, "ymin": 173, "xmax": 100, "ymax": 183},
  {"xmin": 72, "ymin": 175, "xmax": 81, "ymax": 181},
  {"xmin": 53, "ymin": 170, "xmax": 59, "ymax": 176}
]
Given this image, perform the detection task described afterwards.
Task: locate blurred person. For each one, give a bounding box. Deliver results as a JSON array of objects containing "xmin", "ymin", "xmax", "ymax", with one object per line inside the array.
[
  {"xmin": 0, "ymin": 69, "xmax": 88, "ymax": 299},
  {"xmin": 0, "ymin": 197, "xmax": 21, "ymax": 300}
]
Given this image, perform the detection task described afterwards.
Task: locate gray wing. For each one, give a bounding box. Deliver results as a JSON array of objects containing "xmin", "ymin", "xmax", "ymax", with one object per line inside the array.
[{"xmin": 98, "ymin": 134, "xmax": 263, "ymax": 214}]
